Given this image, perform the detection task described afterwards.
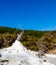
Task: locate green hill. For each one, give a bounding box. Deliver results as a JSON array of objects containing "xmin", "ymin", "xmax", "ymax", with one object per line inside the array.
[{"xmin": 0, "ymin": 26, "xmax": 56, "ymax": 53}]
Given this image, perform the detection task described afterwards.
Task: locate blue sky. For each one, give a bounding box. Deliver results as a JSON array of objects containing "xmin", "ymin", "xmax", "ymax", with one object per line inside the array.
[{"xmin": 0, "ymin": 0, "xmax": 56, "ymax": 30}]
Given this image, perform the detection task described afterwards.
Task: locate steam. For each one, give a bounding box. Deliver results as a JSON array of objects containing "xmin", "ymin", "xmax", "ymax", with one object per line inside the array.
[{"xmin": 17, "ymin": 31, "xmax": 24, "ymax": 41}]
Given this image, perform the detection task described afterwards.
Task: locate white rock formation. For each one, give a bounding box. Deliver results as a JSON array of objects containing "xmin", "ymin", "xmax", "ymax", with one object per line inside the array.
[{"xmin": 0, "ymin": 32, "xmax": 56, "ymax": 65}]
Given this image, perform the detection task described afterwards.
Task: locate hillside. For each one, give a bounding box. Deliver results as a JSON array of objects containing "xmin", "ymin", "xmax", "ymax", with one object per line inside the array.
[
  {"xmin": 0, "ymin": 35, "xmax": 56, "ymax": 65},
  {"xmin": 0, "ymin": 26, "xmax": 56, "ymax": 54}
]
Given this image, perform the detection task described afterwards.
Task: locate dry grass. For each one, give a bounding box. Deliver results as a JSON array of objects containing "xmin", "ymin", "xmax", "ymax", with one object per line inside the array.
[{"xmin": 48, "ymin": 48, "xmax": 56, "ymax": 54}]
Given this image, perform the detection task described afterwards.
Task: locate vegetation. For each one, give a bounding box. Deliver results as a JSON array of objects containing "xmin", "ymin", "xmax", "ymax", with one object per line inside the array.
[{"xmin": 0, "ymin": 26, "xmax": 56, "ymax": 53}]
